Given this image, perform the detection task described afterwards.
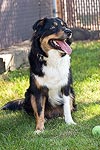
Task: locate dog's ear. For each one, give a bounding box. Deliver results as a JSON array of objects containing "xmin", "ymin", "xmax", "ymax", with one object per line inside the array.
[{"xmin": 33, "ymin": 18, "xmax": 47, "ymax": 31}]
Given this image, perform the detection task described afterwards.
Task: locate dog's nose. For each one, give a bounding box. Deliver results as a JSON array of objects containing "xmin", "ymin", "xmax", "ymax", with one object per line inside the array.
[{"xmin": 64, "ymin": 29, "xmax": 72, "ymax": 37}]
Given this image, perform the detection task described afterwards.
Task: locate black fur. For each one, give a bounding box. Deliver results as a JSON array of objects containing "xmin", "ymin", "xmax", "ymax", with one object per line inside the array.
[{"xmin": 1, "ymin": 99, "xmax": 24, "ymax": 111}]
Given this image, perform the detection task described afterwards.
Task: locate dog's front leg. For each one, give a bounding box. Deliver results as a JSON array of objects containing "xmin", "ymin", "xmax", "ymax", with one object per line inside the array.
[
  {"xmin": 63, "ymin": 95, "xmax": 76, "ymax": 125},
  {"xmin": 63, "ymin": 86, "xmax": 76, "ymax": 125},
  {"xmin": 31, "ymin": 95, "xmax": 46, "ymax": 133}
]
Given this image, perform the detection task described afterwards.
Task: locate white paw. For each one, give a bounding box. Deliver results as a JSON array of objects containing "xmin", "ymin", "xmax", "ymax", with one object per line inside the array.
[
  {"xmin": 34, "ymin": 130, "xmax": 44, "ymax": 135},
  {"xmin": 65, "ymin": 120, "xmax": 76, "ymax": 125}
]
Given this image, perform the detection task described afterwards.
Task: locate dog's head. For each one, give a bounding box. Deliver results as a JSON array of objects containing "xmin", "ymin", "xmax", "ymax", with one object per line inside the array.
[{"xmin": 32, "ymin": 17, "xmax": 72, "ymax": 56}]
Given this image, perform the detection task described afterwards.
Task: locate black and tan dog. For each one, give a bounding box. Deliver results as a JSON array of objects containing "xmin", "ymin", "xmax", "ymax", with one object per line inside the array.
[{"xmin": 1, "ymin": 17, "xmax": 77, "ymax": 133}]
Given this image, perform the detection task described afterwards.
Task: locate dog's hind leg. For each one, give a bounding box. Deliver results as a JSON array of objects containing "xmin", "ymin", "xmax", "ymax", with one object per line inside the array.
[
  {"xmin": 70, "ymin": 86, "xmax": 77, "ymax": 112},
  {"xmin": 31, "ymin": 94, "xmax": 46, "ymax": 133},
  {"xmin": 69, "ymin": 68, "xmax": 77, "ymax": 112}
]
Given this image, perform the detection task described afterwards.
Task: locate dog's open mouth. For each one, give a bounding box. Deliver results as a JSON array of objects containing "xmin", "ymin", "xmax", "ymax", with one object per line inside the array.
[{"xmin": 49, "ymin": 39, "xmax": 72, "ymax": 55}]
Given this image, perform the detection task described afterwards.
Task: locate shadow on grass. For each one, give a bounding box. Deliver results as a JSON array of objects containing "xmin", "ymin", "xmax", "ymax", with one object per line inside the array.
[
  {"xmin": 0, "ymin": 111, "xmax": 35, "ymax": 137},
  {"xmin": 0, "ymin": 99, "xmax": 100, "ymax": 133}
]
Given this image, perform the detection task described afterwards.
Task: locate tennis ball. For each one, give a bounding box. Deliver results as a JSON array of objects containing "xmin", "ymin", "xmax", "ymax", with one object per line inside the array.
[{"xmin": 92, "ymin": 126, "xmax": 100, "ymax": 136}]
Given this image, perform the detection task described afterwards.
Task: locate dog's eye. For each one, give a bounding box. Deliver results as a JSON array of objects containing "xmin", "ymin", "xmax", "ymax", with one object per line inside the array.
[{"xmin": 50, "ymin": 22, "xmax": 58, "ymax": 29}]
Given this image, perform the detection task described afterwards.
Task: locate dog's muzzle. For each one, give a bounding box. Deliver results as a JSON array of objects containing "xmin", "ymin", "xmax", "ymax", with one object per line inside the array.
[
  {"xmin": 64, "ymin": 29, "xmax": 72, "ymax": 38},
  {"xmin": 62, "ymin": 27, "xmax": 72, "ymax": 39}
]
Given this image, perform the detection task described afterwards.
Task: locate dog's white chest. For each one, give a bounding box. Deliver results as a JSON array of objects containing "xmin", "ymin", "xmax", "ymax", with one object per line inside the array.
[{"xmin": 35, "ymin": 50, "xmax": 70, "ymax": 106}]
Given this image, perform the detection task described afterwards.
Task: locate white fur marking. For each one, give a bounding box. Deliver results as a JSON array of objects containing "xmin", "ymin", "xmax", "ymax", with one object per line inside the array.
[
  {"xmin": 63, "ymin": 95, "xmax": 76, "ymax": 125},
  {"xmin": 35, "ymin": 50, "xmax": 70, "ymax": 106},
  {"xmin": 34, "ymin": 130, "xmax": 44, "ymax": 134}
]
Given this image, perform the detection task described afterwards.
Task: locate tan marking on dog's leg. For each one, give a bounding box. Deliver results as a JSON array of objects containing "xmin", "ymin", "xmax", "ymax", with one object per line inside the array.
[{"xmin": 31, "ymin": 95, "xmax": 46, "ymax": 132}]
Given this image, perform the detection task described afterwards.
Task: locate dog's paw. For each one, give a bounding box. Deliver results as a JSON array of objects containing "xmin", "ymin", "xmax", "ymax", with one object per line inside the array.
[
  {"xmin": 65, "ymin": 120, "xmax": 76, "ymax": 125},
  {"xmin": 34, "ymin": 129, "xmax": 44, "ymax": 135}
]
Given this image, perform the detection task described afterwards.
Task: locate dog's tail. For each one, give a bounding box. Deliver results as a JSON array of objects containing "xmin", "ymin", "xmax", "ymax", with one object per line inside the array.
[{"xmin": 0, "ymin": 99, "xmax": 24, "ymax": 111}]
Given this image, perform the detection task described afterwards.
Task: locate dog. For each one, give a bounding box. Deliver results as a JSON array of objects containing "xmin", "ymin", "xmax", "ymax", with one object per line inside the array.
[{"xmin": 1, "ymin": 17, "xmax": 77, "ymax": 133}]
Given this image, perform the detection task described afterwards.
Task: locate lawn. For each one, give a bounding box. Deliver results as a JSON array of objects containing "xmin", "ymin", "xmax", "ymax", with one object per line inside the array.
[{"xmin": 0, "ymin": 41, "xmax": 100, "ymax": 150}]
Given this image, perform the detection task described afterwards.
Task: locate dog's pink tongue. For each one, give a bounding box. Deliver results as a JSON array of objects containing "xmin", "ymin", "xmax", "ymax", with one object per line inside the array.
[{"xmin": 56, "ymin": 41, "xmax": 72, "ymax": 55}]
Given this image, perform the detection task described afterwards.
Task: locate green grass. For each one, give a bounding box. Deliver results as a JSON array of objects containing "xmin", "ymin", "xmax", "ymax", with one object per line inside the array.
[{"xmin": 0, "ymin": 41, "xmax": 100, "ymax": 150}]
